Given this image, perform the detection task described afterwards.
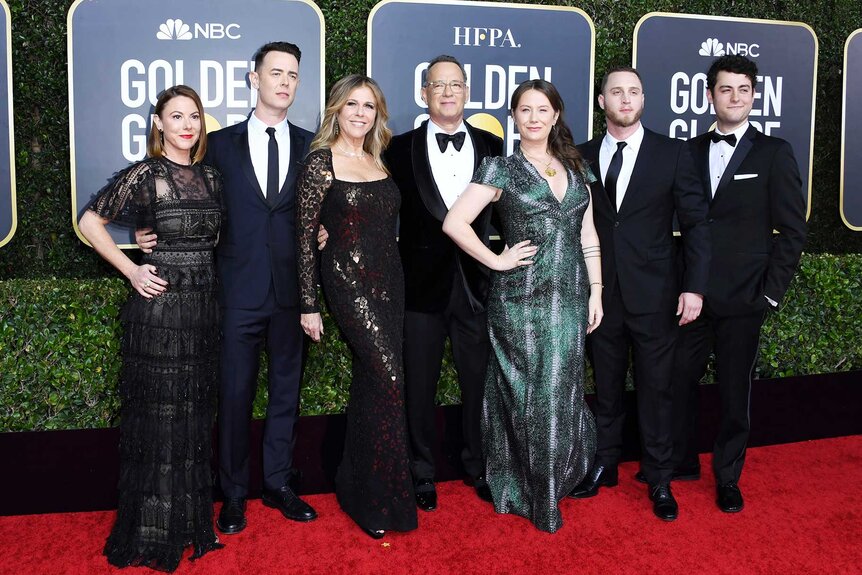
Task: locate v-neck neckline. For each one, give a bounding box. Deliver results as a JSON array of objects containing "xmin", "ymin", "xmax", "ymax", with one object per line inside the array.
[{"xmin": 518, "ymin": 149, "xmax": 570, "ymax": 204}]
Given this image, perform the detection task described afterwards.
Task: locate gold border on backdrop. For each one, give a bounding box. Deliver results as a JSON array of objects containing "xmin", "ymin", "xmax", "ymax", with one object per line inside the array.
[
  {"xmin": 367, "ymin": 0, "xmax": 596, "ymax": 141},
  {"xmin": 840, "ymin": 28, "xmax": 862, "ymax": 231},
  {"xmin": 632, "ymin": 12, "xmax": 818, "ymax": 221},
  {"xmin": 67, "ymin": 0, "xmax": 326, "ymax": 249},
  {"xmin": 0, "ymin": 0, "xmax": 16, "ymax": 249}
]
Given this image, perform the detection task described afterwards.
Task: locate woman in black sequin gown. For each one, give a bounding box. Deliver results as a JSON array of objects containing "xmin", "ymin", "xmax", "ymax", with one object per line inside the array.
[
  {"xmin": 297, "ymin": 75, "xmax": 417, "ymax": 538},
  {"xmin": 79, "ymin": 86, "xmax": 223, "ymax": 571}
]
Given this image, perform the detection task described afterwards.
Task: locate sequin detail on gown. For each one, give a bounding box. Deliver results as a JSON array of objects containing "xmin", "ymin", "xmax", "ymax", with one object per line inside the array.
[
  {"xmin": 297, "ymin": 148, "xmax": 417, "ymax": 532},
  {"xmin": 90, "ymin": 157, "xmax": 223, "ymax": 571},
  {"xmin": 472, "ymin": 151, "xmax": 598, "ymax": 533}
]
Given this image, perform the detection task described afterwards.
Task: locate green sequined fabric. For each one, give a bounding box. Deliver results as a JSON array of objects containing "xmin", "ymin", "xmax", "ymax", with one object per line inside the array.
[{"xmin": 473, "ymin": 150, "xmax": 597, "ymax": 533}]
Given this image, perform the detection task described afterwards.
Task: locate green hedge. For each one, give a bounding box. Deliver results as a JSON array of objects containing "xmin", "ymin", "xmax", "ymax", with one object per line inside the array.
[
  {"xmin": 1, "ymin": 0, "xmax": 861, "ymax": 280},
  {"xmin": 1, "ymin": 253, "xmax": 859, "ymax": 432}
]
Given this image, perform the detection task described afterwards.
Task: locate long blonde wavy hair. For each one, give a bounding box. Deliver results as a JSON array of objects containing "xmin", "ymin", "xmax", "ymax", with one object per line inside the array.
[{"xmin": 310, "ymin": 74, "xmax": 391, "ymax": 173}]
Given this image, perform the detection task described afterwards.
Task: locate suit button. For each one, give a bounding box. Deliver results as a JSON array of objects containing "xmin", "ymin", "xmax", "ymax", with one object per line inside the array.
[
  {"xmin": 614, "ymin": 221, "xmax": 620, "ymax": 228},
  {"xmin": 708, "ymin": 218, "xmax": 715, "ymax": 223}
]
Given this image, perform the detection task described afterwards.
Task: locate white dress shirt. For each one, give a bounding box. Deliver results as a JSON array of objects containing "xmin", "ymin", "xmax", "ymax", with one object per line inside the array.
[
  {"xmin": 248, "ymin": 113, "xmax": 291, "ymax": 196},
  {"xmin": 426, "ymin": 120, "xmax": 475, "ymax": 209},
  {"xmin": 708, "ymin": 121, "xmax": 750, "ymax": 197},
  {"xmin": 599, "ymin": 124, "xmax": 644, "ymax": 211}
]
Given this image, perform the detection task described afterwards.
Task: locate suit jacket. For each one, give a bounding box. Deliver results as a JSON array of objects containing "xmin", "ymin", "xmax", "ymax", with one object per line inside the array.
[
  {"xmin": 689, "ymin": 125, "xmax": 806, "ymax": 315},
  {"xmin": 206, "ymin": 118, "xmax": 313, "ymax": 309},
  {"xmin": 579, "ymin": 127, "xmax": 710, "ymax": 315},
  {"xmin": 385, "ymin": 120, "xmax": 503, "ymax": 313}
]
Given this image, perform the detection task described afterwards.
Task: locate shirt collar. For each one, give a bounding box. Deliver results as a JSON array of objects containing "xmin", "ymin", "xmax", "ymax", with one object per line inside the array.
[
  {"xmin": 428, "ymin": 119, "xmax": 467, "ymax": 137},
  {"xmin": 249, "ymin": 112, "xmax": 289, "ymax": 136},
  {"xmin": 715, "ymin": 121, "xmax": 749, "ymax": 141},
  {"xmin": 602, "ymin": 123, "xmax": 644, "ymax": 154}
]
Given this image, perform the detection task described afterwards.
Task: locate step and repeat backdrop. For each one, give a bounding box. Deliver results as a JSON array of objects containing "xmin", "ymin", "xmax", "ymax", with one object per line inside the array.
[
  {"xmin": 368, "ymin": 0, "xmax": 595, "ymax": 154},
  {"xmin": 67, "ymin": 0, "xmax": 325, "ymax": 246},
  {"xmin": 0, "ymin": 0, "xmax": 14, "ymax": 248},
  {"xmin": 0, "ymin": 1, "xmax": 846, "ymax": 252},
  {"xmin": 841, "ymin": 29, "xmax": 862, "ymax": 231},
  {"xmin": 633, "ymin": 13, "xmax": 817, "ymax": 218}
]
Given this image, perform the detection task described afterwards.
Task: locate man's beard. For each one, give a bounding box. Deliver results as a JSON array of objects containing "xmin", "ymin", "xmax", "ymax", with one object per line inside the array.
[{"xmin": 607, "ymin": 106, "xmax": 643, "ymax": 128}]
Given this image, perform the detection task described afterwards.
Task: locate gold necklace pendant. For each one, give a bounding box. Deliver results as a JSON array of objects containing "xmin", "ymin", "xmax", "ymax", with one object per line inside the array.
[{"xmin": 523, "ymin": 148, "xmax": 557, "ymax": 177}]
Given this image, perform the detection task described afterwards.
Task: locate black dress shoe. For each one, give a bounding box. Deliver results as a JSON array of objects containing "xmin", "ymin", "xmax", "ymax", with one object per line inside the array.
[
  {"xmin": 360, "ymin": 526, "xmax": 385, "ymax": 539},
  {"xmin": 635, "ymin": 465, "xmax": 701, "ymax": 484},
  {"xmin": 569, "ymin": 464, "xmax": 618, "ymax": 499},
  {"xmin": 217, "ymin": 497, "xmax": 247, "ymax": 534},
  {"xmin": 716, "ymin": 482, "xmax": 744, "ymax": 513},
  {"xmin": 414, "ymin": 478, "xmax": 437, "ymax": 511},
  {"xmin": 473, "ymin": 476, "xmax": 493, "ymax": 503},
  {"xmin": 649, "ymin": 484, "xmax": 679, "ymax": 521},
  {"xmin": 262, "ymin": 485, "xmax": 317, "ymax": 522}
]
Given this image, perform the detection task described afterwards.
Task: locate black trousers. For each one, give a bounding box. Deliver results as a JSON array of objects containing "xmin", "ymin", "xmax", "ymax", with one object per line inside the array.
[
  {"xmin": 218, "ymin": 287, "xmax": 304, "ymax": 497},
  {"xmin": 588, "ymin": 285, "xmax": 678, "ymax": 486},
  {"xmin": 403, "ymin": 276, "xmax": 489, "ymax": 482},
  {"xmin": 671, "ymin": 307, "xmax": 766, "ymax": 485}
]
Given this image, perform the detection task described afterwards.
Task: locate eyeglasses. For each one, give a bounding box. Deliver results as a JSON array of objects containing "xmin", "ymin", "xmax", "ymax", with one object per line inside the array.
[{"xmin": 426, "ymin": 80, "xmax": 467, "ymax": 94}]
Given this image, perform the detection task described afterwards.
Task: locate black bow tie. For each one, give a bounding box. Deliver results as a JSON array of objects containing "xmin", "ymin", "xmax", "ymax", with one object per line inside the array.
[
  {"xmin": 710, "ymin": 132, "xmax": 737, "ymax": 147},
  {"xmin": 436, "ymin": 131, "xmax": 466, "ymax": 153}
]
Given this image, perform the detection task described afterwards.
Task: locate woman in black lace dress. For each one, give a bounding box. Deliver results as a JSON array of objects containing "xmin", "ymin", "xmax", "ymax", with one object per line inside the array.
[
  {"xmin": 297, "ymin": 75, "xmax": 417, "ymax": 539},
  {"xmin": 79, "ymin": 86, "xmax": 223, "ymax": 571}
]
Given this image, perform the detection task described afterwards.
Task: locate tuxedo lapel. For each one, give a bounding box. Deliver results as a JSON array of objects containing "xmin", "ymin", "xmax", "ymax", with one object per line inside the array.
[
  {"xmin": 274, "ymin": 122, "xmax": 305, "ymax": 207},
  {"xmin": 232, "ymin": 121, "xmax": 270, "ymax": 208},
  {"xmin": 712, "ymin": 124, "xmax": 756, "ymax": 203},
  {"xmin": 617, "ymin": 131, "xmax": 655, "ymax": 216},
  {"xmin": 695, "ymin": 135, "xmax": 712, "ymax": 202},
  {"xmin": 411, "ymin": 121, "xmax": 448, "ymax": 222},
  {"xmin": 466, "ymin": 122, "xmax": 489, "ymax": 172}
]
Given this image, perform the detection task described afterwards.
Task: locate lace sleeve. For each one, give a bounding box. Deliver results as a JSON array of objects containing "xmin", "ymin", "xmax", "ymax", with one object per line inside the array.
[
  {"xmin": 296, "ymin": 149, "xmax": 334, "ymax": 314},
  {"xmin": 88, "ymin": 161, "xmax": 155, "ymax": 227},
  {"xmin": 202, "ymin": 164, "xmax": 225, "ymax": 220}
]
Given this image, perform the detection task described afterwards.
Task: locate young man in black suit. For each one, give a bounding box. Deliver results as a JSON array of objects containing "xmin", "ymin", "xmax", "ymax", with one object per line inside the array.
[
  {"xmin": 138, "ymin": 42, "xmax": 317, "ymax": 533},
  {"xmin": 385, "ymin": 55, "xmax": 503, "ymax": 511},
  {"xmin": 671, "ymin": 55, "xmax": 806, "ymax": 513},
  {"xmin": 570, "ymin": 67, "xmax": 711, "ymax": 521}
]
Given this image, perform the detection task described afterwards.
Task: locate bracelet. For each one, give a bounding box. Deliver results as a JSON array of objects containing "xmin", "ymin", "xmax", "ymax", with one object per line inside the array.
[{"xmin": 590, "ymin": 282, "xmax": 603, "ymax": 287}]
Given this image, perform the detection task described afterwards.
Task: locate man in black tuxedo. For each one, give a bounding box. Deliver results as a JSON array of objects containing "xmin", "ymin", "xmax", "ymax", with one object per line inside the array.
[
  {"xmin": 384, "ymin": 55, "xmax": 503, "ymax": 511},
  {"xmin": 138, "ymin": 42, "xmax": 317, "ymax": 534},
  {"xmin": 671, "ymin": 55, "xmax": 806, "ymax": 513},
  {"xmin": 570, "ymin": 67, "xmax": 710, "ymax": 521}
]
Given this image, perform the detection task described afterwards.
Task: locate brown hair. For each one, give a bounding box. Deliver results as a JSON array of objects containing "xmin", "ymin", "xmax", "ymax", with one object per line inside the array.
[
  {"xmin": 147, "ymin": 85, "xmax": 207, "ymax": 164},
  {"xmin": 511, "ymin": 79, "xmax": 584, "ymax": 173}
]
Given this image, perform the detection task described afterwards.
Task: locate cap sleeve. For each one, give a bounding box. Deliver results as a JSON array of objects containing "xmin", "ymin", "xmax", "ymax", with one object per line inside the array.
[
  {"xmin": 579, "ymin": 162, "xmax": 597, "ymax": 185},
  {"xmin": 471, "ymin": 156, "xmax": 510, "ymax": 190},
  {"xmin": 88, "ymin": 161, "xmax": 155, "ymax": 228}
]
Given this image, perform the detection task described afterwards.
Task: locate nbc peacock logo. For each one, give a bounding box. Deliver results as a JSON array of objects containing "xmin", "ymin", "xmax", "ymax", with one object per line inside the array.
[
  {"xmin": 156, "ymin": 19, "xmax": 192, "ymax": 41},
  {"xmin": 699, "ymin": 38, "xmax": 725, "ymax": 57}
]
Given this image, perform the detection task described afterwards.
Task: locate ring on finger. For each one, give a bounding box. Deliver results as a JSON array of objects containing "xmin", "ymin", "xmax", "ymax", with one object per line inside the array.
[{"xmin": 144, "ymin": 280, "xmax": 151, "ymax": 288}]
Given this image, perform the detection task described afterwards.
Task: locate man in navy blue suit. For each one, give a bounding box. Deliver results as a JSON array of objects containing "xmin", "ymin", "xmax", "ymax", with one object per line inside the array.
[{"xmin": 138, "ymin": 42, "xmax": 316, "ymax": 534}]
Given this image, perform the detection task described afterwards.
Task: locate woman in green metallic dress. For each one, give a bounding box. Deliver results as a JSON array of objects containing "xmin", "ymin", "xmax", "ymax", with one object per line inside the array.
[{"xmin": 442, "ymin": 79, "xmax": 602, "ymax": 533}]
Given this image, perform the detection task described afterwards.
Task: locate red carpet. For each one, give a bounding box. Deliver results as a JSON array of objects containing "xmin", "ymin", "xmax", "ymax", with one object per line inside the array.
[{"xmin": 2, "ymin": 436, "xmax": 860, "ymax": 574}]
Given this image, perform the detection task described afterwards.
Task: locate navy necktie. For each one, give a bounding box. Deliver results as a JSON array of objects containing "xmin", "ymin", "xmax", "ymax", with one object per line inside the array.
[
  {"xmin": 266, "ymin": 127, "xmax": 279, "ymax": 202},
  {"xmin": 605, "ymin": 141, "xmax": 626, "ymax": 211},
  {"xmin": 435, "ymin": 131, "xmax": 466, "ymax": 153}
]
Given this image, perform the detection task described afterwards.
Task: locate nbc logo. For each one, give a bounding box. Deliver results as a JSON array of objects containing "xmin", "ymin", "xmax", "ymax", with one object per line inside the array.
[
  {"xmin": 157, "ymin": 19, "xmax": 192, "ymax": 40},
  {"xmin": 699, "ymin": 38, "xmax": 725, "ymax": 57}
]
